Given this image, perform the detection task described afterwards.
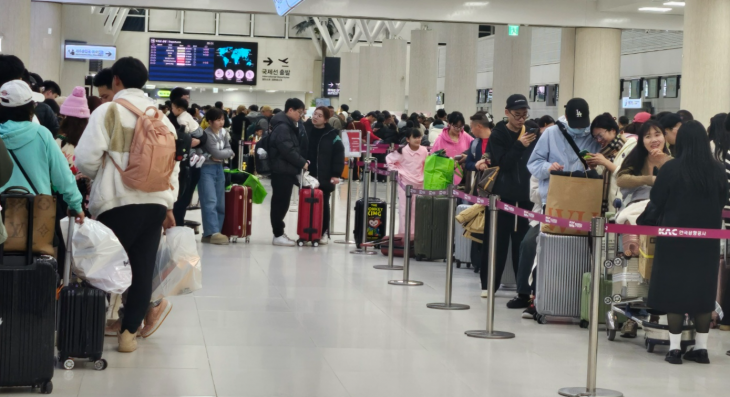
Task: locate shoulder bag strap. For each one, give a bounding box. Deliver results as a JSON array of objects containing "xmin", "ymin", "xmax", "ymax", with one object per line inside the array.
[
  {"xmin": 556, "ymin": 121, "xmax": 589, "ymax": 170},
  {"xmin": 7, "ymin": 150, "xmax": 39, "ymax": 195},
  {"xmin": 113, "ymin": 98, "xmax": 144, "ymax": 117}
]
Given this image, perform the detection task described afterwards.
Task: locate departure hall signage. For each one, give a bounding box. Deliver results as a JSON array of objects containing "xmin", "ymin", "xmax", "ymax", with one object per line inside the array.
[{"xmin": 149, "ymin": 38, "xmax": 258, "ymax": 85}]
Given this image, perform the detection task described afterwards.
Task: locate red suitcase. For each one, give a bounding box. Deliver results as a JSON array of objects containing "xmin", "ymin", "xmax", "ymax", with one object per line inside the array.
[
  {"xmin": 297, "ymin": 188, "xmax": 324, "ymax": 246},
  {"xmin": 378, "ymin": 234, "xmax": 415, "ymax": 258},
  {"xmin": 221, "ymin": 185, "xmax": 252, "ymax": 243}
]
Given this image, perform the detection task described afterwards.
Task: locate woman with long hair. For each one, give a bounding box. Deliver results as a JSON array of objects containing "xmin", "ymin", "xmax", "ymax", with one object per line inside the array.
[{"xmin": 638, "ymin": 121, "xmax": 728, "ymax": 364}]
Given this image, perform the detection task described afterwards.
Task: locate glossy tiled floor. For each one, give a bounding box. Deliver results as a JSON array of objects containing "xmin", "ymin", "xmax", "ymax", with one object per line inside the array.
[{"xmin": 5, "ymin": 181, "xmax": 730, "ymax": 396}]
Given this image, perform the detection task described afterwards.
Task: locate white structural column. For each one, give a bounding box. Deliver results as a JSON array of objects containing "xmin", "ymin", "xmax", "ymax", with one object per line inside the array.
[
  {"xmin": 681, "ymin": 0, "xmax": 730, "ymax": 125},
  {"xmin": 562, "ymin": 28, "xmax": 621, "ymax": 118},
  {"xmin": 358, "ymin": 46, "xmax": 383, "ymax": 112},
  {"xmin": 0, "ymin": 0, "xmax": 32, "ymax": 63},
  {"xmin": 558, "ymin": 28, "xmax": 576, "ymax": 110},
  {"xmin": 492, "ymin": 25, "xmax": 532, "ymax": 116},
  {"xmin": 408, "ymin": 29, "xmax": 438, "ymax": 116},
  {"xmin": 380, "ymin": 39, "xmax": 407, "ymax": 112},
  {"xmin": 444, "ymin": 23, "xmax": 478, "ymax": 115},
  {"xmin": 339, "ymin": 51, "xmax": 360, "ymax": 111}
]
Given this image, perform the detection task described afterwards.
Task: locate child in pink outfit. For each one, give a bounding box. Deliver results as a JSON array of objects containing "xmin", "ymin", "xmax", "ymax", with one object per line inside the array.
[
  {"xmin": 387, "ymin": 128, "xmax": 428, "ymax": 235},
  {"xmin": 429, "ymin": 114, "xmax": 474, "ymax": 185}
]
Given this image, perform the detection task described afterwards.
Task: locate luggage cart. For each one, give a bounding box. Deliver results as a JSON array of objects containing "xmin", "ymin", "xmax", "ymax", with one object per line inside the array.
[{"xmin": 606, "ymin": 300, "xmax": 696, "ymax": 353}]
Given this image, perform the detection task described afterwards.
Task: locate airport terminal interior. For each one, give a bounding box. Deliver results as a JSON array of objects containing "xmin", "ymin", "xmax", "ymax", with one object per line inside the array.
[{"xmin": 2, "ymin": 0, "xmax": 730, "ymax": 396}]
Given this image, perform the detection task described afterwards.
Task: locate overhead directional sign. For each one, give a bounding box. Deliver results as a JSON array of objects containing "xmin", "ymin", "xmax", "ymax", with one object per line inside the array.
[
  {"xmin": 508, "ymin": 25, "xmax": 520, "ymax": 36},
  {"xmin": 273, "ymin": 0, "xmax": 306, "ymax": 16},
  {"xmin": 65, "ymin": 44, "xmax": 116, "ymax": 61}
]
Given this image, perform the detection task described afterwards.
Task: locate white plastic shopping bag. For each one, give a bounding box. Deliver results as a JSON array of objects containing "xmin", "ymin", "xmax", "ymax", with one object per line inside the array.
[
  {"xmin": 60, "ymin": 217, "xmax": 132, "ymax": 294},
  {"xmin": 151, "ymin": 227, "xmax": 202, "ymax": 301},
  {"xmin": 299, "ymin": 171, "xmax": 320, "ymax": 189}
]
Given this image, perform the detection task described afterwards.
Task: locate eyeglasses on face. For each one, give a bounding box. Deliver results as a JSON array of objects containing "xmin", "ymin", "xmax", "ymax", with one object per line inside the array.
[{"xmin": 510, "ymin": 111, "xmax": 529, "ymax": 120}]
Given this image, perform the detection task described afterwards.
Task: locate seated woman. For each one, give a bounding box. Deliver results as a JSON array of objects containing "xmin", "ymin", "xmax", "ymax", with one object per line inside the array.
[
  {"xmin": 615, "ymin": 120, "xmax": 672, "ymax": 256},
  {"xmin": 637, "ymin": 121, "xmax": 728, "ymax": 365}
]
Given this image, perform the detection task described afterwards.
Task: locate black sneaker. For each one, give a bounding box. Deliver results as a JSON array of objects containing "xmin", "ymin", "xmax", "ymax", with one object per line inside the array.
[
  {"xmin": 507, "ymin": 296, "xmax": 531, "ymax": 309},
  {"xmin": 665, "ymin": 350, "xmax": 683, "ymax": 365},
  {"xmin": 522, "ymin": 302, "xmax": 536, "ymax": 319},
  {"xmin": 683, "ymin": 348, "xmax": 710, "ymax": 364}
]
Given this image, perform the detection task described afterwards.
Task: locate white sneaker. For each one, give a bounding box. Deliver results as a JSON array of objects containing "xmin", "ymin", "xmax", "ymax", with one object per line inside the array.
[
  {"xmin": 318, "ymin": 237, "xmax": 329, "ymax": 245},
  {"xmin": 273, "ymin": 235, "xmax": 296, "ymax": 247},
  {"xmin": 481, "ymin": 290, "xmax": 490, "ymax": 298}
]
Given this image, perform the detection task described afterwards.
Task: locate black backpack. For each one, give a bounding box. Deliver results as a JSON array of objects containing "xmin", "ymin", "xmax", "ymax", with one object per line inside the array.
[{"xmin": 254, "ymin": 133, "xmax": 272, "ymax": 176}]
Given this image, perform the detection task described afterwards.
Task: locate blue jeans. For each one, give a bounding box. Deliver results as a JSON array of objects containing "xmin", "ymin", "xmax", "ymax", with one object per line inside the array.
[{"xmin": 199, "ymin": 164, "xmax": 225, "ymax": 237}]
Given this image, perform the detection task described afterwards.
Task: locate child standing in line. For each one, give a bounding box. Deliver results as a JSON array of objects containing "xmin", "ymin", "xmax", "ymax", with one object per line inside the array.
[{"xmin": 386, "ymin": 128, "xmax": 428, "ymax": 235}]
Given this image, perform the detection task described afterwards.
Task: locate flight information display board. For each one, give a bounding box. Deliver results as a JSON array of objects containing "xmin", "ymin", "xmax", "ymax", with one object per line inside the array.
[{"xmin": 149, "ymin": 38, "xmax": 258, "ymax": 85}]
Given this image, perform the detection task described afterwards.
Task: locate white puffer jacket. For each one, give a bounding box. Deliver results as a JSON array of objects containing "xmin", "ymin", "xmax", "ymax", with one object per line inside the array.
[{"xmin": 75, "ymin": 89, "xmax": 180, "ymax": 217}]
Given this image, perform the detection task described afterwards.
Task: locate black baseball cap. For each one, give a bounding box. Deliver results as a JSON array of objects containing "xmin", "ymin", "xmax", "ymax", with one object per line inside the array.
[
  {"xmin": 506, "ymin": 94, "xmax": 530, "ymax": 110},
  {"xmin": 565, "ymin": 98, "xmax": 590, "ymax": 129}
]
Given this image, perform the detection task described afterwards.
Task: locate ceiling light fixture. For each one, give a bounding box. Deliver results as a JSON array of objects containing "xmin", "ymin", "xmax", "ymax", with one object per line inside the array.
[
  {"xmin": 266, "ymin": 90, "xmax": 277, "ymax": 93},
  {"xmin": 185, "ymin": 87, "xmax": 192, "ymax": 90},
  {"xmin": 663, "ymin": 2, "xmax": 685, "ymax": 6},
  {"xmin": 639, "ymin": 7, "xmax": 672, "ymax": 12}
]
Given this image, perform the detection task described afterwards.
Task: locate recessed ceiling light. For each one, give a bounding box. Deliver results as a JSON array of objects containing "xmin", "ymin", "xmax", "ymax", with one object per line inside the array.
[
  {"xmin": 639, "ymin": 7, "xmax": 672, "ymax": 12},
  {"xmin": 663, "ymin": 2, "xmax": 685, "ymax": 6},
  {"xmin": 185, "ymin": 87, "xmax": 192, "ymax": 89},
  {"xmin": 266, "ymin": 90, "xmax": 277, "ymax": 93}
]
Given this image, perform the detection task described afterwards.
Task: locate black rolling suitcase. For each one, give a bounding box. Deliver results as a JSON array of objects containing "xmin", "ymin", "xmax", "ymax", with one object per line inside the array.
[
  {"xmin": 353, "ymin": 197, "xmax": 387, "ymax": 248},
  {"xmin": 56, "ymin": 214, "xmax": 107, "ymax": 371},
  {"xmin": 0, "ymin": 189, "xmax": 56, "ymax": 394}
]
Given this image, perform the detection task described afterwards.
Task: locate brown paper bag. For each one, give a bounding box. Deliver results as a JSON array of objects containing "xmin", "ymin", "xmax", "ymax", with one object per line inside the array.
[
  {"xmin": 639, "ymin": 235, "xmax": 655, "ymax": 280},
  {"xmin": 541, "ymin": 174, "xmax": 603, "ymax": 236},
  {"xmin": 3, "ymin": 194, "xmax": 57, "ymax": 256}
]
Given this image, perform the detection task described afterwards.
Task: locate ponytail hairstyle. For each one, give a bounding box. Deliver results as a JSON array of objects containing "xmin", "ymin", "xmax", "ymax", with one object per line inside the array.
[{"xmin": 397, "ymin": 127, "xmax": 423, "ymax": 154}]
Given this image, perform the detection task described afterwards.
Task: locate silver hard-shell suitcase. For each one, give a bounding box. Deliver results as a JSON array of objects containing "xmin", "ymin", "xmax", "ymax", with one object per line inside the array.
[
  {"xmin": 535, "ymin": 232, "xmax": 591, "ymax": 324},
  {"xmin": 454, "ymin": 204, "xmax": 472, "ymax": 268}
]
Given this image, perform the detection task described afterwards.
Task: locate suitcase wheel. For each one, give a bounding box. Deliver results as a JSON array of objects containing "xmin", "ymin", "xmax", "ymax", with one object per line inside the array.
[
  {"xmin": 579, "ymin": 320, "xmax": 589, "ymax": 329},
  {"xmin": 297, "ymin": 240, "xmax": 305, "ymax": 247},
  {"xmin": 536, "ymin": 314, "xmax": 548, "ymax": 325},
  {"xmin": 40, "ymin": 381, "xmax": 53, "ymax": 394},
  {"xmin": 607, "ymin": 328, "xmax": 617, "ymax": 341},
  {"xmin": 245, "ymin": 237, "xmax": 250, "ymax": 243},
  {"xmin": 94, "ymin": 359, "xmax": 108, "ymax": 371},
  {"xmin": 455, "ymin": 260, "xmax": 461, "ymax": 268},
  {"xmin": 313, "ymin": 241, "xmax": 320, "ymax": 247},
  {"xmin": 62, "ymin": 358, "xmax": 75, "ymax": 370},
  {"xmin": 230, "ymin": 236, "xmax": 238, "ymax": 243}
]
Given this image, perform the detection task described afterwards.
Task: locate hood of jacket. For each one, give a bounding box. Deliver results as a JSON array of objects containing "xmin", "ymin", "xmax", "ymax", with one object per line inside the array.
[
  {"xmin": 247, "ymin": 111, "xmax": 262, "ymax": 119},
  {"xmin": 270, "ymin": 111, "xmax": 297, "ymax": 132},
  {"xmin": 0, "ymin": 121, "xmax": 43, "ymax": 150},
  {"xmin": 558, "ymin": 116, "xmax": 591, "ymax": 138},
  {"xmin": 435, "ymin": 127, "xmax": 471, "ymax": 148}
]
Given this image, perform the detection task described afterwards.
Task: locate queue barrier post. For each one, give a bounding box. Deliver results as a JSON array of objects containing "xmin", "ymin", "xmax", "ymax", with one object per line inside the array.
[
  {"xmin": 426, "ymin": 185, "xmax": 470, "ymax": 310},
  {"xmin": 558, "ymin": 217, "xmax": 623, "ymax": 397},
  {"xmin": 374, "ymin": 170, "xmax": 404, "ymax": 271},
  {"xmin": 465, "ymin": 195, "xmax": 515, "ymax": 339},
  {"xmin": 335, "ymin": 159, "xmax": 356, "ymax": 245},
  {"xmin": 389, "ymin": 185, "xmax": 423, "ymax": 286}
]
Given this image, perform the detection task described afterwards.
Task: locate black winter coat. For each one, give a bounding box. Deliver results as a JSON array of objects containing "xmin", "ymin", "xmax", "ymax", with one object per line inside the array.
[
  {"xmin": 489, "ymin": 121, "xmax": 538, "ymax": 202},
  {"xmin": 304, "ymin": 120, "xmax": 345, "ymax": 193},
  {"xmin": 269, "ymin": 112, "xmax": 308, "ymax": 177},
  {"xmin": 639, "ymin": 159, "xmax": 728, "ymax": 314},
  {"xmin": 231, "ymin": 113, "xmax": 249, "ymax": 140}
]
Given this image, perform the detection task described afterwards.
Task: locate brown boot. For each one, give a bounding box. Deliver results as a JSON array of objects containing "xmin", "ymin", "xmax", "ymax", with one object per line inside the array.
[
  {"xmin": 140, "ymin": 299, "xmax": 173, "ymax": 338},
  {"xmin": 118, "ymin": 330, "xmax": 138, "ymax": 353}
]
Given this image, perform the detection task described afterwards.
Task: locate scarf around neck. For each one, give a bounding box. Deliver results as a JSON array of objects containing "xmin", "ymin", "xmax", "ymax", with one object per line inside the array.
[{"xmin": 601, "ymin": 135, "xmax": 626, "ymax": 161}]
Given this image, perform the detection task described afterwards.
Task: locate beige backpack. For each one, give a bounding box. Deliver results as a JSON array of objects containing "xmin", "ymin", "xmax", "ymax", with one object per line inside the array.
[{"xmin": 108, "ymin": 99, "xmax": 176, "ymax": 192}]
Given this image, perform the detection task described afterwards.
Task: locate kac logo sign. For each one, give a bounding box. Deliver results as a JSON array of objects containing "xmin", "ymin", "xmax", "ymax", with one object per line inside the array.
[{"xmin": 658, "ymin": 228, "xmax": 678, "ymax": 236}]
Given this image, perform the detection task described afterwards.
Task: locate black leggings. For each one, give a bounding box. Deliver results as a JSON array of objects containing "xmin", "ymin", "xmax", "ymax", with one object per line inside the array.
[
  {"xmin": 98, "ymin": 204, "xmax": 167, "ymax": 334},
  {"xmin": 668, "ymin": 312, "xmax": 712, "ymax": 334}
]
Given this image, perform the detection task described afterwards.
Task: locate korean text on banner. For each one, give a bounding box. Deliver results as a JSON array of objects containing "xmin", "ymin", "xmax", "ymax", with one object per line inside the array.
[{"xmin": 342, "ymin": 130, "xmax": 362, "ymax": 158}]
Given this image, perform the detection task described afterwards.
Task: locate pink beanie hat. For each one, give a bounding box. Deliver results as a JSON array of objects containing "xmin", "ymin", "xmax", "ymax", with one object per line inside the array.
[
  {"xmin": 60, "ymin": 86, "xmax": 90, "ymax": 118},
  {"xmin": 633, "ymin": 112, "xmax": 652, "ymax": 124}
]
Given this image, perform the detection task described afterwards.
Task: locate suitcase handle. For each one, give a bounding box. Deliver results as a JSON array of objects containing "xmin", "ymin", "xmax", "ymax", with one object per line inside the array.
[{"xmin": 63, "ymin": 210, "xmax": 78, "ymax": 286}]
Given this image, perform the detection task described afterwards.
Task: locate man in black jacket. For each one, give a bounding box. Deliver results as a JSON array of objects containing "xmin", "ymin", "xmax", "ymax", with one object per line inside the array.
[
  {"xmin": 269, "ymin": 98, "xmax": 309, "ymax": 246},
  {"xmin": 304, "ymin": 107, "xmax": 345, "ymax": 244},
  {"xmin": 480, "ymin": 94, "xmax": 538, "ymax": 303}
]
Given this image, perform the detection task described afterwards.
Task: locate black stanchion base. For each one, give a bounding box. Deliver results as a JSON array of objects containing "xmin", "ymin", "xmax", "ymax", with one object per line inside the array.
[
  {"xmin": 464, "ymin": 330, "xmax": 515, "ymax": 339},
  {"xmin": 373, "ymin": 265, "xmax": 404, "ymax": 270},
  {"xmin": 558, "ymin": 387, "xmax": 623, "ymax": 397},
  {"xmin": 426, "ymin": 303, "xmax": 470, "ymax": 310}
]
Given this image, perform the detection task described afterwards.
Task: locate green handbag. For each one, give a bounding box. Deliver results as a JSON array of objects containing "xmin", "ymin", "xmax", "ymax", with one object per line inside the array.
[
  {"xmin": 242, "ymin": 172, "xmax": 268, "ymax": 204},
  {"xmin": 423, "ymin": 149, "xmax": 455, "ymax": 191}
]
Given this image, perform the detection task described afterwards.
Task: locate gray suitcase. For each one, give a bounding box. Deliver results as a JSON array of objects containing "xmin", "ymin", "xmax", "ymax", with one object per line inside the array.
[
  {"xmin": 414, "ymin": 196, "xmax": 449, "ymax": 261},
  {"xmin": 535, "ymin": 232, "xmax": 591, "ymax": 324},
  {"xmin": 454, "ymin": 204, "xmax": 472, "ymax": 268}
]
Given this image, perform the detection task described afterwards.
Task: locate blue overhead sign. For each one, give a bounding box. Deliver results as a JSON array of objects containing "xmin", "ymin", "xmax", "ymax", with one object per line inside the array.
[
  {"xmin": 273, "ymin": 0, "xmax": 306, "ymax": 16},
  {"xmin": 65, "ymin": 44, "xmax": 116, "ymax": 61}
]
